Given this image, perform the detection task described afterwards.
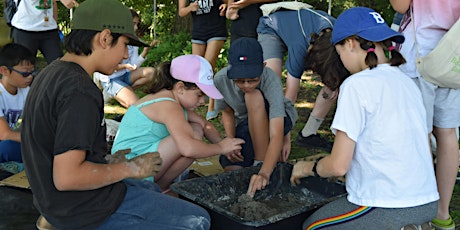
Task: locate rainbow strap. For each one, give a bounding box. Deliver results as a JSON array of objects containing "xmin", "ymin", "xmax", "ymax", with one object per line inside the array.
[{"xmin": 306, "ymin": 206, "xmax": 374, "ymax": 230}]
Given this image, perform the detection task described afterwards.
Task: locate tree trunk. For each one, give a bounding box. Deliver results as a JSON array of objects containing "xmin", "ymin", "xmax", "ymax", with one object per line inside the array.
[{"xmin": 172, "ymin": 0, "xmax": 192, "ymax": 34}]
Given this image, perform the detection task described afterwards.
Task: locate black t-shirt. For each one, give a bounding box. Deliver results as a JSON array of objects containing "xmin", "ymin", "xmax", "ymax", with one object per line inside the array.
[
  {"xmin": 230, "ymin": 3, "xmax": 262, "ymax": 42},
  {"xmin": 21, "ymin": 60, "xmax": 126, "ymax": 230},
  {"xmin": 191, "ymin": 0, "xmax": 227, "ymax": 40}
]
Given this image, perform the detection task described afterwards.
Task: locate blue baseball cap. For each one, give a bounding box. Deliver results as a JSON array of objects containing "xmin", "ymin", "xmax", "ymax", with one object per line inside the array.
[
  {"xmin": 331, "ymin": 7, "xmax": 405, "ymax": 45},
  {"xmin": 227, "ymin": 38, "xmax": 264, "ymax": 79}
]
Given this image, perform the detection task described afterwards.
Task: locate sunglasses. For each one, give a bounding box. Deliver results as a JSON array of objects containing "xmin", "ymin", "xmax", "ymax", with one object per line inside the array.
[{"xmin": 8, "ymin": 67, "xmax": 37, "ymax": 77}]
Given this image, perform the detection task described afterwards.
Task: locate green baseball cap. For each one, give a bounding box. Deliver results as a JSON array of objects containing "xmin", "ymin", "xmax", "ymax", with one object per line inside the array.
[{"xmin": 71, "ymin": 0, "xmax": 148, "ymax": 47}]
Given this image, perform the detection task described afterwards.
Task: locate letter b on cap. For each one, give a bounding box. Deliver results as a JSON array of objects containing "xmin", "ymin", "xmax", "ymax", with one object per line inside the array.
[{"xmin": 369, "ymin": 12, "xmax": 385, "ymax": 24}]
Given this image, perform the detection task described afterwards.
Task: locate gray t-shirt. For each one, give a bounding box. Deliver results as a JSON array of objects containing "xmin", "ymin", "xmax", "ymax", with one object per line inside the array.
[{"xmin": 214, "ymin": 67, "xmax": 298, "ymax": 126}]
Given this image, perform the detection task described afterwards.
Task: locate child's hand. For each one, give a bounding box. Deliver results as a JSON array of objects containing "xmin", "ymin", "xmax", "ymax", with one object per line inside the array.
[
  {"xmin": 219, "ymin": 137, "xmax": 245, "ymax": 158},
  {"xmin": 224, "ymin": 149, "xmax": 244, "ymax": 162},
  {"xmin": 127, "ymin": 152, "xmax": 162, "ymax": 179},
  {"xmin": 125, "ymin": 64, "xmax": 137, "ymax": 71},
  {"xmin": 149, "ymin": 40, "xmax": 159, "ymax": 48},
  {"xmin": 189, "ymin": 1, "xmax": 199, "ymax": 12},
  {"xmin": 246, "ymin": 172, "xmax": 270, "ymax": 198},
  {"xmin": 290, "ymin": 161, "xmax": 314, "ymax": 186},
  {"xmin": 280, "ymin": 140, "xmax": 291, "ymax": 162},
  {"xmin": 229, "ymin": 0, "xmax": 250, "ymax": 10},
  {"xmin": 105, "ymin": 148, "xmax": 131, "ymax": 164},
  {"xmin": 219, "ymin": 4, "xmax": 227, "ymax": 16},
  {"xmin": 226, "ymin": 5, "xmax": 239, "ymax": 20}
]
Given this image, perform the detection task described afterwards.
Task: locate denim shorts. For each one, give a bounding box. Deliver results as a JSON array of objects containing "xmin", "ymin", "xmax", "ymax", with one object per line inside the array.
[
  {"xmin": 191, "ymin": 36, "xmax": 227, "ymax": 45},
  {"xmin": 100, "ymin": 71, "xmax": 132, "ymax": 97}
]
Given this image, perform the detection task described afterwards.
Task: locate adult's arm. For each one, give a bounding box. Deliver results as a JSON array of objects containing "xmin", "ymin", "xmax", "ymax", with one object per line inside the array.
[{"xmin": 390, "ymin": 0, "xmax": 411, "ymax": 14}]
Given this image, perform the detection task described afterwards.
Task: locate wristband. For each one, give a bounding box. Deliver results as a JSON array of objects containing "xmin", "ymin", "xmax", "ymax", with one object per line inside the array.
[{"xmin": 312, "ymin": 156, "xmax": 324, "ymax": 178}]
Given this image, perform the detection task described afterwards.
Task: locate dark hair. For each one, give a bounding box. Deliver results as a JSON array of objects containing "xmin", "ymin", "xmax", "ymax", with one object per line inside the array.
[
  {"xmin": 336, "ymin": 36, "xmax": 406, "ymax": 69},
  {"xmin": 382, "ymin": 39, "xmax": 406, "ymax": 67},
  {"xmin": 0, "ymin": 43, "xmax": 35, "ymax": 67},
  {"xmin": 145, "ymin": 62, "xmax": 198, "ymax": 94},
  {"xmin": 64, "ymin": 30, "xmax": 123, "ymax": 56},
  {"xmin": 305, "ymin": 30, "xmax": 350, "ymax": 91},
  {"xmin": 130, "ymin": 9, "xmax": 139, "ymax": 19}
]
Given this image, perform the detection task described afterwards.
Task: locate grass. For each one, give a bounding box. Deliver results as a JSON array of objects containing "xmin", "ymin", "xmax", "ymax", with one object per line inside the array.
[{"xmin": 35, "ymin": 55, "xmax": 459, "ymax": 228}]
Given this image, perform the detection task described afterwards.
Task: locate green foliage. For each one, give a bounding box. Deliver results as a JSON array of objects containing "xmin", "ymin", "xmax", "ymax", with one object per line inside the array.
[
  {"xmin": 143, "ymin": 32, "xmax": 192, "ymax": 67},
  {"xmin": 142, "ymin": 32, "xmax": 230, "ymax": 71}
]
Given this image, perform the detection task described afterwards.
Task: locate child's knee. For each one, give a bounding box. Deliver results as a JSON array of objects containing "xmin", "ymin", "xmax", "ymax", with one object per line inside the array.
[{"xmin": 244, "ymin": 90, "xmax": 264, "ymax": 109}]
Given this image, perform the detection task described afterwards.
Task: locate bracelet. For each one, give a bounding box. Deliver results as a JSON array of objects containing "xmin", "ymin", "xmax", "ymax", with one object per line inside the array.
[{"xmin": 312, "ymin": 156, "xmax": 324, "ymax": 178}]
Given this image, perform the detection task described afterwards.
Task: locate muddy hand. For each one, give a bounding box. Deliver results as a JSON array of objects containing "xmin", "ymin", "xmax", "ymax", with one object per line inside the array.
[
  {"xmin": 105, "ymin": 148, "xmax": 131, "ymax": 164},
  {"xmin": 246, "ymin": 173, "xmax": 269, "ymax": 198},
  {"xmin": 290, "ymin": 161, "xmax": 313, "ymax": 186},
  {"xmin": 128, "ymin": 152, "xmax": 162, "ymax": 179}
]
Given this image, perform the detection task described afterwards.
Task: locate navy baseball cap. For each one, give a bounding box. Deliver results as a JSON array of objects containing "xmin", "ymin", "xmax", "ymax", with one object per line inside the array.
[
  {"xmin": 331, "ymin": 7, "xmax": 405, "ymax": 45},
  {"xmin": 227, "ymin": 38, "xmax": 264, "ymax": 79}
]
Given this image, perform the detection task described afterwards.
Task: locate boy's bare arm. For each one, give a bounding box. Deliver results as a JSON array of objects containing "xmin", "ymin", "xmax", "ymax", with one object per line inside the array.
[
  {"xmin": 0, "ymin": 118, "xmax": 20, "ymax": 142},
  {"xmin": 52, "ymin": 149, "xmax": 161, "ymax": 191},
  {"xmin": 247, "ymin": 117, "xmax": 284, "ymax": 197}
]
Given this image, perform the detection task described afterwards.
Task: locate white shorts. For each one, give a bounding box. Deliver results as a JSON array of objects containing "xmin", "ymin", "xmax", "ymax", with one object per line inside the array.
[{"xmin": 413, "ymin": 76, "xmax": 460, "ymax": 131}]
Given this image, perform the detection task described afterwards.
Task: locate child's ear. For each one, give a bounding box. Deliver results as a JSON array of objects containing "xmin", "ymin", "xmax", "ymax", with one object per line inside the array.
[
  {"xmin": 98, "ymin": 29, "xmax": 113, "ymax": 49},
  {"xmin": 0, "ymin": 66, "xmax": 10, "ymax": 76},
  {"xmin": 175, "ymin": 81, "xmax": 185, "ymax": 94}
]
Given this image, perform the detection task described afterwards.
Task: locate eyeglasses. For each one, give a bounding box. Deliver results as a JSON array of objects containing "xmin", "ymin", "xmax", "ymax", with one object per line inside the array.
[{"xmin": 8, "ymin": 67, "xmax": 37, "ymax": 77}]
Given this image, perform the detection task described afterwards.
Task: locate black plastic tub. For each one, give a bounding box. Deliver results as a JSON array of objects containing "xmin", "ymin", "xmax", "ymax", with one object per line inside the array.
[{"xmin": 171, "ymin": 162, "xmax": 347, "ymax": 230}]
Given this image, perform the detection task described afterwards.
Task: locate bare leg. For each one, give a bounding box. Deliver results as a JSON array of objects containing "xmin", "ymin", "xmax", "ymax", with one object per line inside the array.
[
  {"xmin": 155, "ymin": 122, "xmax": 204, "ymax": 191},
  {"xmin": 264, "ymin": 58, "xmax": 283, "ymax": 78},
  {"xmin": 245, "ymin": 90, "xmax": 269, "ymax": 162},
  {"xmin": 432, "ymin": 127, "xmax": 459, "ymax": 221},
  {"xmin": 130, "ymin": 67, "xmax": 155, "ymax": 89},
  {"xmin": 285, "ymin": 73, "xmax": 300, "ymax": 102},
  {"xmin": 301, "ymin": 87, "xmax": 336, "ymax": 137},
  {"xmin": 114, "ymin": 86, "xmax": 139, "ymax": 108}
]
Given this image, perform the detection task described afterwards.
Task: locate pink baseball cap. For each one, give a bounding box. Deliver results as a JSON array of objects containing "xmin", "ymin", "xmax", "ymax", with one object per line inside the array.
[{"xmin": 170, "ymin": 55, "xmax": 223, "ymax": 99}]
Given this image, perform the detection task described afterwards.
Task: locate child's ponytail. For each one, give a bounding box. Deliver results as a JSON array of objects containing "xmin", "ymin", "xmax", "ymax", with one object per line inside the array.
[
  {"xmin": 357, "ymin": 37, "xmax": 378, "ymax": 69},
  {"xmin": 145, "ymin": 62, "xmax": 176, "ymax": 94},
  {"xmin": 382, "ymin": 40, "xmax": 406, "ymax": 67}
]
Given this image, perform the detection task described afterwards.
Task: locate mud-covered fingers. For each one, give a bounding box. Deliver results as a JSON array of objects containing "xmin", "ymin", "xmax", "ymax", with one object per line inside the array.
[
  {"xmin": 246, "ymin": 174, "xmax": 267, "ymax": 196},
  {"xmin": 106, "ymin": 148, "xmax": 131, "ymax": 164}
]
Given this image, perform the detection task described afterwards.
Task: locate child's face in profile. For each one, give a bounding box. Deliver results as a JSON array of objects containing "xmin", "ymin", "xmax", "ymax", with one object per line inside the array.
[
  {"xmin": 132, "ymin": 16, "xmax": 139, "ymax": 33},
  {"xmin": 180, "ymin": 87, "xmax": 206, "ymax": 110},
  {"xmin": 233, "ymin": 77, "xmax": 261, "ymax": 94}
]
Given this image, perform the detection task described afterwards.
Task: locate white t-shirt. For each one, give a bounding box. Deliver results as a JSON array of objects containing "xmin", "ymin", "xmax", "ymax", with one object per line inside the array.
[
  {"xmin": 398, "ymin": 0, "xmax": 460, "ymax": 78},
  {"xmin": 11, "ymin": 0, "xmax": 58, "ymax": 31},
  {"xmin": 331, "ymin": 64, "xmax": 439, "ymax": 208},
  {"xmin": 0, "ymin": 83, "xmax": 29, "ymax": 129}
]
